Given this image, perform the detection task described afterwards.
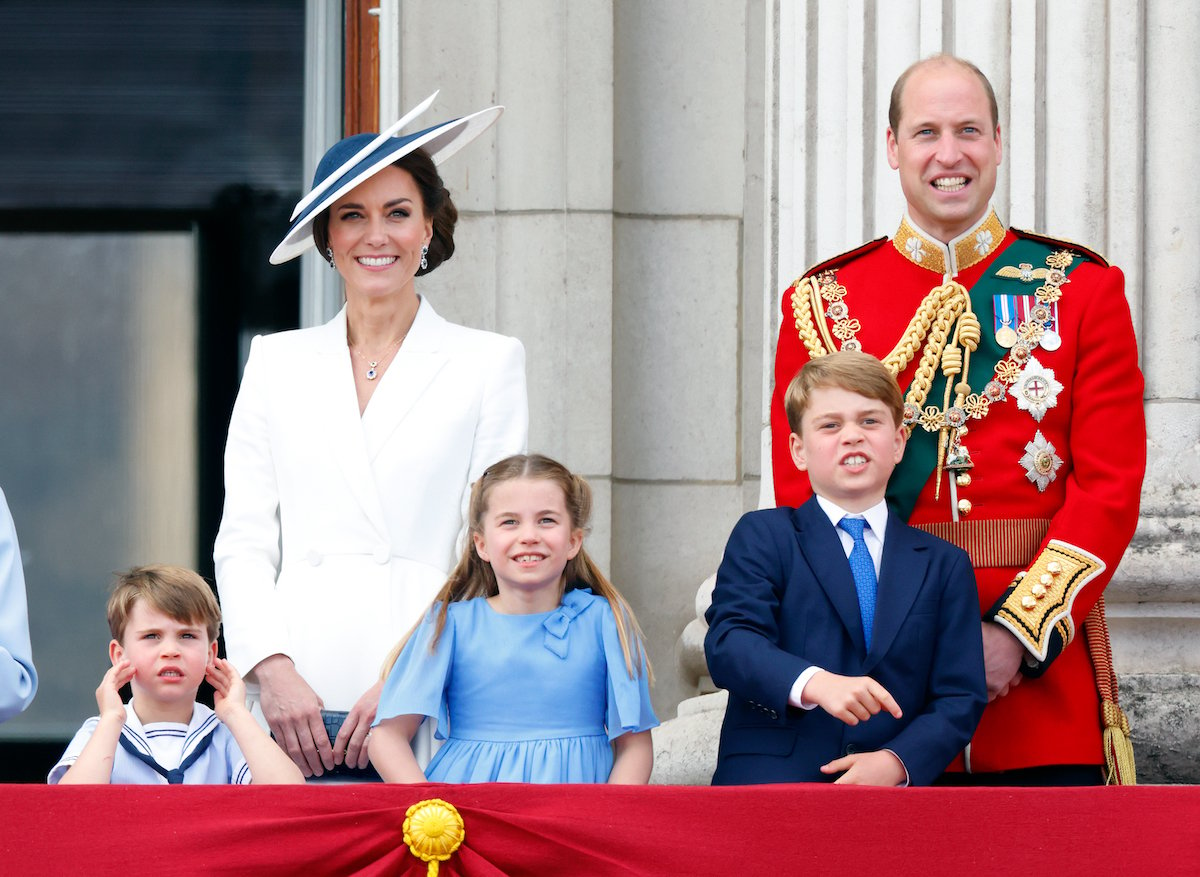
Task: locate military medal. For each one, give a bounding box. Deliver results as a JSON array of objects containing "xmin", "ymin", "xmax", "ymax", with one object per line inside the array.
[
  {"xmin": 1027, "ymin": 299, "xmax": 1062, "ymax": 351},
  {"xmin": 1019, "ymin": 430, "xmax": 1063, "ymax": 492},
  {"xmin": 1009, "ymin": 357, "xmax": 1063, "ymax": 422},
  {"xmin": 993, "ymin": 295, "xmax": 1018, "ymax": 348}
]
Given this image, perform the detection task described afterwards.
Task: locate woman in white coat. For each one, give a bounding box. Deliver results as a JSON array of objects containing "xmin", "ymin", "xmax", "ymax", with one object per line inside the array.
[{"xmin": 214, "ymin": 97, "xmax": 527, "ymax": 778}]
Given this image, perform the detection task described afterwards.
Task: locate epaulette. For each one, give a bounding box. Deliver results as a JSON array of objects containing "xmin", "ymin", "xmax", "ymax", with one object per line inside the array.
[
  {"xmin": 797, "ymin": 237, "xmax": 888, "ymax": 281},
  {"xmin": 1010, "ymin": 227, "xmax": 1110, "ymax": 268}
]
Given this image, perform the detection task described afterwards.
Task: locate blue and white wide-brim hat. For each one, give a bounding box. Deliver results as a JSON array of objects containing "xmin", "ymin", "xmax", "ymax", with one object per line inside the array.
[{"xmin": 270, "ymin": 92, "xmax": 503, "ymax": 264}]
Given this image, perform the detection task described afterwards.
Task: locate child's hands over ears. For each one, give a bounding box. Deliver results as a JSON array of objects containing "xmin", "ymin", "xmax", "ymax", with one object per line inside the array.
[
  {"xmin": 96, "ymin": 659, "xmax": 134, "ymax": 720},
  {"xmin": 820, "ymin": 749, "xmax": 907, "ymax": 786},
  {"xmin": 804, "ymin": 670, "xmax": 902, "ymax": 725},
  {"xmin": 207, "ymin": 657, "xmax": 248, "ymax": 722}
]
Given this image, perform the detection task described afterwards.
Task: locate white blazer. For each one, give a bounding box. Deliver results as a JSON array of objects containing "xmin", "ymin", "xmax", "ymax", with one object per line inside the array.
[{"xmin": 213, "ymin": 298, "xmax": 528, "ymax": 711}]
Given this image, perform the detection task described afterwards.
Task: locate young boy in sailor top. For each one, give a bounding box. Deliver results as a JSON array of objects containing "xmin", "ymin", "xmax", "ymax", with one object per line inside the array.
[{"xmin": 49, "ymin": 565, "xmax": 302, "ymax": 785}]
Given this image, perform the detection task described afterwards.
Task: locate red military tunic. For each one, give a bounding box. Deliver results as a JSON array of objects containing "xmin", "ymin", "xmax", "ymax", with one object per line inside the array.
[{"xmin": 770, "ymin": 209, "xmax": 1146, "ymax": 773}]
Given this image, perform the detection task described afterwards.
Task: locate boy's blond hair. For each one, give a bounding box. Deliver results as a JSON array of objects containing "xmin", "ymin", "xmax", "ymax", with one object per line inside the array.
[
  {"xmin": 107, "ymin": 564, "xmax": 221, "ymax": 643},
  {"xmin": 784, "ymin": 351, "xmax": 904, "ymax": 434}
]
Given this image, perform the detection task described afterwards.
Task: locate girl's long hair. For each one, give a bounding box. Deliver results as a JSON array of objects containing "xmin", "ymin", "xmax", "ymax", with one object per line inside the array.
[{"xmin": 381, "ymin": 454, "xmax": 653, "ymax": 682}]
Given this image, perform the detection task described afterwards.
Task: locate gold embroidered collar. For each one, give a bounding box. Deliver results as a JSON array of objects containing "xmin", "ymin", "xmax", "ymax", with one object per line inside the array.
[{"xmin": 892, "ymin": 207, "xmax": 1006, "ymax": 276}]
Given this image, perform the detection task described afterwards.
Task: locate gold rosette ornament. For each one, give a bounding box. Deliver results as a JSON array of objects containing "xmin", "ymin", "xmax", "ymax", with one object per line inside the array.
[{"xmin": 404, "ymin": 798, "xmax": 466, "ymax": 876}]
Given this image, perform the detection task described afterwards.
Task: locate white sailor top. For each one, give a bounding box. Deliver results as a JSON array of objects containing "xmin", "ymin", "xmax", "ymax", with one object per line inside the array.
[{"xmin": 48, "ymin": 701, "xmax": 252, "ymax": 785}]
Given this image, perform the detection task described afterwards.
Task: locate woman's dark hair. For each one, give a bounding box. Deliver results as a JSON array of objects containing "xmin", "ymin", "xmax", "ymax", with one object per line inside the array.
[{"xmin": 312, "ymin": 146, "xmax": 458, "ymax": 275}]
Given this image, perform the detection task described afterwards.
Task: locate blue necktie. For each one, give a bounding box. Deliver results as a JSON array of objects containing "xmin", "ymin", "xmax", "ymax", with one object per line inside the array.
[{"xmin": 838, "ymin": 516, "xmax": 877, "ymax": 649}]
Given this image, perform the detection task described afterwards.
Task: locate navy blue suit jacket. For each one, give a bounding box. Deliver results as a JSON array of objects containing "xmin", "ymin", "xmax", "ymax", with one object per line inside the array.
[{"xmin": 704, "ymin": 498, "xmax": 986, "ymax": 786}]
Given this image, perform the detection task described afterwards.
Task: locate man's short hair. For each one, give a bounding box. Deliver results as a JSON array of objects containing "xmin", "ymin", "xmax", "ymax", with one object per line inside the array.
[
  {"xmin": 785, "ymin": 351, "xmax": 905, "ymax": 434},
  {"xmin": 107, "ymin": 564, "xmax": 221, "ymax": 643},
  {"xmin": 888, "ymin": 54, "xmax": 999, "ymax": 134}
]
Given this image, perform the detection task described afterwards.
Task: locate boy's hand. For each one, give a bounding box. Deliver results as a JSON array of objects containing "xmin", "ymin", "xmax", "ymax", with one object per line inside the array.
[
  {"xmin": 97, "ymin": 659, "xmax": 134, "ymax": 720},
  {"xmin": 820, "ymin": 750, "xmax": 906, "ymax": 786},
  {"xmin": 207, "ymin": 658, "xmax": 248, "ymax": 722},
  {"xmin": 804, "ymin": 670, "xmax": 902, "ymax": 725}
]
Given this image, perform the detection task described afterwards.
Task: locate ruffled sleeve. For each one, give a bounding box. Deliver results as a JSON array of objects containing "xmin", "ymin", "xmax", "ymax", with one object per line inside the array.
[
  {"xmin": 374, "ymin": 607, "xmax": 454, "ymax": 740},
  {"xmin": 599, "ymin": 600, "xmax": 658, "ymax": 741}
]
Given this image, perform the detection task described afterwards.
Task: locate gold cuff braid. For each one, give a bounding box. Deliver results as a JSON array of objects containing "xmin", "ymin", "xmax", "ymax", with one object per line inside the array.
[{"xmin": 993, "ymin": 540, "xmax": 1105, "ymax": 662}]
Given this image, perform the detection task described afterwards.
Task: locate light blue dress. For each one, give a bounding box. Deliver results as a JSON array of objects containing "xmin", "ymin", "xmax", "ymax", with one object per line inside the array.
[{"xmin": 375, "ymin": 588, "xmax": 657, "ymax": 783}]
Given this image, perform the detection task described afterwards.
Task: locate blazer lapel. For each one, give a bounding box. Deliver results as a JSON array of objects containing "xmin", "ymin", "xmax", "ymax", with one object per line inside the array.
[
  {"xmin": 792, "ymin": 498, "xmax": 868, "ymax": 655},
  {"xmin": 309, "ymin": 307, "xmax": 390, "ymax": 540},
  {"xmin": 360, "ymin": 297, "xmax": 450, "ymax": 461},
  {"xmin": 863, "ymin": 508, "xmax": 929, "ymax": 671}
]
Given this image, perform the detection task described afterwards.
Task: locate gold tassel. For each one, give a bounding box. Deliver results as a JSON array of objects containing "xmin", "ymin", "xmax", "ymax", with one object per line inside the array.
[
  {"xmin": 1086, "ymin": 597, "xmax": 1137, "ymax": 785},
  {"xmin": 1101, "ymin": 699, "xmax": 1137, "ymax": 785}
]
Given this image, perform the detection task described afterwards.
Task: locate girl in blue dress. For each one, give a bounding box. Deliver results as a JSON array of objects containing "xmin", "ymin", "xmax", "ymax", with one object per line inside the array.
[{"xmin": 370, "ymin": 454, "xmax": 658, "ymax": 784}]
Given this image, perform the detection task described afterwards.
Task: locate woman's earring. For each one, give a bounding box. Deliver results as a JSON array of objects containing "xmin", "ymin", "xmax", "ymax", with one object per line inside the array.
[
  {"xmin": 326, "ymin": 246, "xmax": 336, "ymax": 268},
  {"xmin": 420, "ymin": 244, "xmax": 429, "ymax": 271}
]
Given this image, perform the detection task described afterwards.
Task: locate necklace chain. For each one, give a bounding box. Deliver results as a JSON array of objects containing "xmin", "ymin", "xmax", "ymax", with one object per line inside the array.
[{"xmin": 349, "ymin": 331, "xmax": 408, "ymax": 381}]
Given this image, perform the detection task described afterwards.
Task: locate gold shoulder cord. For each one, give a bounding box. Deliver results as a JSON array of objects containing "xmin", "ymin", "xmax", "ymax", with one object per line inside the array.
[
  {"xmin": 790, "ymin": 274, "xmax": 974, "ymax": 490},
  {"xmin": 790, "ymin": 249, "xmax": 1077, "ymax": 502},
  {"xmin": 789, "ymin": 276, "xmax": 832, "ymax": 359}
]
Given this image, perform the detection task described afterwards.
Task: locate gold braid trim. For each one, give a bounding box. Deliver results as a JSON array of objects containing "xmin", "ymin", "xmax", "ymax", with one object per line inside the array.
[
  {"xmin": 994, "ymin": 540, "xmax": 1105, "ymax": 661},
  {"xmin": 790, "ymin": 274, "xmax": 976, "ymax": 484},
  {"xmin": 791, "ymin": 273, "xmax": 970, "ymax": 419},
  {"xmin": 898, "ymin": 283, "xmax": 970, "ymax": 436},
  {"xmin": 789, "ymin": 276, "xmax": 831, "ymax": 360}
]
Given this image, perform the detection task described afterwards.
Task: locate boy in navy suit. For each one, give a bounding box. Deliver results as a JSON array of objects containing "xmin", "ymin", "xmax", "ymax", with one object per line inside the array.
[{"xmin": 705, "ymin": 351, "xmax": 986, "ymax": 785}]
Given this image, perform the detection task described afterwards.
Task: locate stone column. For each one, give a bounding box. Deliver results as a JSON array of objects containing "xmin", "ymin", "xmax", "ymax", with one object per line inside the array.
[{"xmin": 611, "ymin": 0, "xmax": 757, "ymax": 715}]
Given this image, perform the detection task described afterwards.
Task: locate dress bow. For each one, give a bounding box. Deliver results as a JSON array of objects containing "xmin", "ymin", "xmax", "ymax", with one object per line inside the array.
[{"xmin": 542, "ymin": 588, "xmax": 591, "ymax": 659}]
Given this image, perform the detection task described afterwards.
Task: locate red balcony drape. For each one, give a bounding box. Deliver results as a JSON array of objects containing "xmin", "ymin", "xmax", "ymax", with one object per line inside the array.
[{"xmin": 5, "ymin": 783, "xmax": 1197, "ymax": 875}]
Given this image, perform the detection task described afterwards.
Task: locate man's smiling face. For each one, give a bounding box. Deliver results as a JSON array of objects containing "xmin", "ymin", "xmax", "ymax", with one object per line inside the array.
[{"xmin": 886, "ymin": 60, "xmax": 1002, "ymax": 243}]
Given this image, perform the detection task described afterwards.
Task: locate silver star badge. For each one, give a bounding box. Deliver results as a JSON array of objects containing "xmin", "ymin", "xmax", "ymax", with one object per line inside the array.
[
  {"xmin": 1008, "ymin": 356, "xmax": 1063, "ymax": 422},
  {"xmin": 1020, "ymin": 430, "xmax": 1063, "ymax": 492}
]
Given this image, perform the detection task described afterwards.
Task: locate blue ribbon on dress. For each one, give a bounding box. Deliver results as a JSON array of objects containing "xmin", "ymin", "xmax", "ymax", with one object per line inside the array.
[{"xmin": 542, "ymin": 588, "xmax": 592, "ymax": 659}]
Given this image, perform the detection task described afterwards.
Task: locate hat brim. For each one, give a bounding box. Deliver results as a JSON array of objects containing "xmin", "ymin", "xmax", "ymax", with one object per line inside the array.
[
  {"xmin": 269, "ymin": 104, "xmax": 503, "ymax": 265},
  {"xmin": 288, "ymin": 91, "xmax": 440, "ymax": 223}
]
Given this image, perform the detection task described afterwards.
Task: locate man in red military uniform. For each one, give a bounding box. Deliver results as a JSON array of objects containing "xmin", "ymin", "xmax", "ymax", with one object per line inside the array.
[{"xmin": 770, "ymin": 55, "xmax": 1145, "ymax": 783}]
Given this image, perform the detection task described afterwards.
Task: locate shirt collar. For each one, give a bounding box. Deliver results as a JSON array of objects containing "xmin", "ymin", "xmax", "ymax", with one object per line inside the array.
[
  {"xmin": 122, "ymin": 700, "xmax": 217, "ymax": 756},
  {"xmin": 892, "ymin": 205, "xmax": 1006, "ymax": 277},
  {"xmin": 814, "ymin": 495, "xmax": 890, "ymax": 542}
]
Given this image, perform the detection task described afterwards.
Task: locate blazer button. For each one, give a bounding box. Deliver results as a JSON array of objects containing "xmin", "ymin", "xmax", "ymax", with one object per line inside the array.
[
  {"xmin": 373, "ymin": 546, "xmax": 391, "ymax": 564},
  {"xmin": 305, "ymin": 550, "xmax": 322, "ymax": 566},
  {"xmin": 844, "ymin": 744, "xmax": 859, "ymax": 756}
]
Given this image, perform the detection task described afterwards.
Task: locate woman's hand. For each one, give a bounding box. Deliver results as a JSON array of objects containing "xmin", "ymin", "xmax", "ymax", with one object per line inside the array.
[
  {"xmin": 253, "ymin": 654, "xmax": 332, "ymax": 777},
  {"xmin": 333, "ymin": 679, "xmax": 383, "ymax": 769}
]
